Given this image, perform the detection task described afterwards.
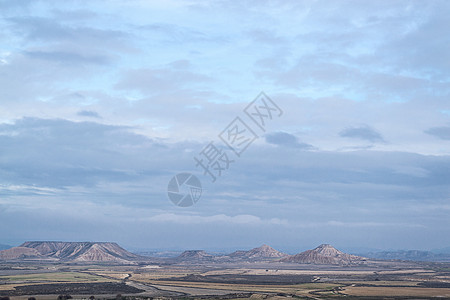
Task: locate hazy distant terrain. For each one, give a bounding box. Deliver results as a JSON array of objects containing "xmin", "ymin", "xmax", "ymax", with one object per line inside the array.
[
  {"xmin": 0, "ymin": 244, "xmax": 11, "ymax": 251},
  {"xmin": 360, "ymin": 250, "xmax": 450, "ymax": 262}
]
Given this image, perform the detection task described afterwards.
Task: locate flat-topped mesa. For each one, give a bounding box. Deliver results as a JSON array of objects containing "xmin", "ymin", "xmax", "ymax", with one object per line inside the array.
[
  {"xmin": 20, "ymin": 241, "xmax": 113, "ymax": 257},
  {"xmin": 4, "ymin": 241, "xmax": 140, "ymax": 263},
  {"xmin": 280, "ymin": 244, "xmax": 366, "ymax": 265}
]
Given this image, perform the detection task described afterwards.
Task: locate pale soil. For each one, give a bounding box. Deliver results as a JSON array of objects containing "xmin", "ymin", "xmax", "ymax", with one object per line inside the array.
[
  {"xmin": 342, "ymin": 286, "xmax": 450, "ymax": 297},
  {"xmin": 150, "ymin": 283, "xmax": 248, "ymax": 296},
  {"xmin": 201, "ymin": 267, "xmax": 434, "ymax": 276},
  {"xmin": 131, "ymin": 278, "xmax": 340, "ymax": 295}
]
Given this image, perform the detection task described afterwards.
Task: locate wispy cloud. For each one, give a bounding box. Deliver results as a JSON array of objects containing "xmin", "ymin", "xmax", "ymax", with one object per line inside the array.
[
  {"xmin": 145, "ymin": 213, "xmax": 287, "ymax": 225},
  {"xmin": 425, "ymin": 125, "xmax": 450, "ymax": 140},
  {"xmin": 77, "ymin": 110, "xmax": 101, "ymax": 119},
  {"xmin": 265, "ymin": 131, "xmax": 314, "ymax": 149},
  {"xmin": 340, "ymin": 125, "xmax": 384, "ymax": 143}
]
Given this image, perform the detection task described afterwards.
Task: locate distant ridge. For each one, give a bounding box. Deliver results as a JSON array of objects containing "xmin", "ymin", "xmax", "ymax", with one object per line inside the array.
[
  {"xmin": 229, "ymin": 244, "xmax": 287, "ymax": 260},
  {"xmin": 173, "ymin": 245, "xmax": 288, "ymax": 263},
  {"xmin": 176, "ymin": 250, "xmax": 214, "ymax": 261},
  {"xmin": 5, "ymin": 242, "xmax": 443, "ymax": 264},
  {"xmin": 281, "ymin": 244, "xmax": 366, "ymax": 265},
  {"xmin": 361, "ymin": 250, "xmax": 450, "ymax": 262},
  {"xmin": 0, "ymin": 241, "xmax": 140, "ymax": 263}
]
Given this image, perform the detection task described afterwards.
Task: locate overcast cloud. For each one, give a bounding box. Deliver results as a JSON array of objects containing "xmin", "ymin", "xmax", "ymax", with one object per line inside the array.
[{"xmin": 0, "ymin": 0, "xmax": 449, "ymax": 252}]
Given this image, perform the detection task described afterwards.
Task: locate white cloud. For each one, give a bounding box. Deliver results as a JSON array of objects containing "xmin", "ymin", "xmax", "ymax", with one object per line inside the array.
[{"xmin": 144, "ymin": 213, "xmax": 283, "ymax": 225}]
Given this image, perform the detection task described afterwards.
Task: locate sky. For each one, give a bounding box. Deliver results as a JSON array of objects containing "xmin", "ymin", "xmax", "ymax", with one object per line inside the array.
[{"xmin": 0, "ymin": 0, "xmax": 449, "ymax": 253}]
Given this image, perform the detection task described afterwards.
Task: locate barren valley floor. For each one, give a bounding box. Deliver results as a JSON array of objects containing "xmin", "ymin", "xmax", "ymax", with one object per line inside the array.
[{"xmin": 1, "ymin": 260, "xmax": 450, "ymax": 299}]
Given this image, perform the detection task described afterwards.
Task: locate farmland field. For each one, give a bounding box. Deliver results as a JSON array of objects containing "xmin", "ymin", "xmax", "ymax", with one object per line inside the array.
[{"xmin": 1, "ymin": 260, "xmax": 450, "ymax": 299}]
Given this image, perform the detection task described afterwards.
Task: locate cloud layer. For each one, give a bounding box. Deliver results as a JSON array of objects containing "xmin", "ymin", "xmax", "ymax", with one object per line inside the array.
[{"xmin": 0, "ymin": 0, "xmax": 449, "ymax": 251}]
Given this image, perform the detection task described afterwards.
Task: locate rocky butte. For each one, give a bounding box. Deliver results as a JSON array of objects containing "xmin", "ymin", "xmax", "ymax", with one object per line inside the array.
[{"xmin": 280, "ymin": 244, "xmax": 367, "ymax": 265}]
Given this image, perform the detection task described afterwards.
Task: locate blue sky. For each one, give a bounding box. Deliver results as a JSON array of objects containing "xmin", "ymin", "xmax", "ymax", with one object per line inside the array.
[{"xmin": 0, "ymin": 0, "xmax": 449, "ymax": 252}]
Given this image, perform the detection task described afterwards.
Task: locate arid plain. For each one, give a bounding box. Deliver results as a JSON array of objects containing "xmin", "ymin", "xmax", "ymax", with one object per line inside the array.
[{"xmin": 1, "ymin": 242, "xmax": 450, "ymax": 299}]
